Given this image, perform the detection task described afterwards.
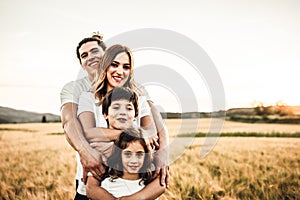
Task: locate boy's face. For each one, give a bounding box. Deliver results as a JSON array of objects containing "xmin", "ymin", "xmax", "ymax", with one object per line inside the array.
[{"xmin": 105, "ymin": 99, "xmax": 136, "ymax": 129}]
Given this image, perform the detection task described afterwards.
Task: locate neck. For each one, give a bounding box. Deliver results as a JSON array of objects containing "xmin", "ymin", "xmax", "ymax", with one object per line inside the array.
[
  {"xmin": 88, "ymin": 74, "xmax": 94, "ymax": 82},
  {"xmin": 122, "ymin": 172, "xmax": 139, "ymax": 180}
]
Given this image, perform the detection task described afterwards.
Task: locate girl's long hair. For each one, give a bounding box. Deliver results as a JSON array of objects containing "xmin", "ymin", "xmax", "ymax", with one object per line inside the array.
[
  {"xmin": 107, "ymin": 128, "xmax": 153, "ymax": 185},
  {"xmin": 93, "ymin": 44, "xmax": 141, "ymax": 105}
]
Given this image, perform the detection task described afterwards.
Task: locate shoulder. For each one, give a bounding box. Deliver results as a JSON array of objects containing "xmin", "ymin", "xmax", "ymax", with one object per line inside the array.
[{"xmin": 62, "ymin": 77, "xmax": 91, "ymax": 91}]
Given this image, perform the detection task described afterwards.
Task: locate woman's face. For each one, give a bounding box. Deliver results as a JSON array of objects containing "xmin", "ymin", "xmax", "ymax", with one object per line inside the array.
[
  {"xmin": 106, "ymin": 52, "xmax": 131, "ymax": 91},
  {"xmin": 122, "ymin": 141, "xmax": 145, "ymax": 176},
  {"xmin": 105, "ymin": 99, "xmax": 136, "ymax": 130}
]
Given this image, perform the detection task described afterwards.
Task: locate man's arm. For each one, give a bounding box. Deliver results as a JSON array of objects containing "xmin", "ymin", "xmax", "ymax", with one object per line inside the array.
[
  {"xmin": 148, "ymin": 101, "xmax": 170, "ymax": 188},
  {"xmin": 61, "ymin": 102, "xmax": 105, "ymax": 182}
]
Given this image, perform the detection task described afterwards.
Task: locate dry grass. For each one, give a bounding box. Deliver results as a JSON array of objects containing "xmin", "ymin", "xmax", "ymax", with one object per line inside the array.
[
  {"xmin": 165, "ymin": 118, "xmax": 300, "ymax": 137},
  {"xmin": 162, "ymin": 137, "xmax": 300, "ymax": 199},
  {"xmin": 0, "ymin": 122, "xmax": 299, "ymax": 199}
]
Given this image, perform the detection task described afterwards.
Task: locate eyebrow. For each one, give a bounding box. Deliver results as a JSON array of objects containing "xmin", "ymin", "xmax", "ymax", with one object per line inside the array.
[
  {"xmin": 111, "ymin": 102, "xmax": 133, "ymax": 106},
  {"xmin": 80, "ymin": 48, "xmax": 100, "ymax": 57}
]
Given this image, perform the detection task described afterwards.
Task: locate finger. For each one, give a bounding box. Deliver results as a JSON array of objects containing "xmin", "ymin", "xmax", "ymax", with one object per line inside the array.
[
  {"xmin": 153, "ymin": 169, "xmax": 160, "ymax": 179},
  {"xmin": 160, "ymin": 168, "xmax": 166, "ymax": 187},
  {"xmin": 91, "ymin": 169, "xmax": 102, "ymax": 181},
  {"xmin": 165, "ymin": 166, "xmax": 170, "ymax": 188},
  {"xmin": 153, "ymin": 140, "xmax": 159, "ymax": 149},
  {"xmin": 89, "ymin": 142, "xmax": 97, "ymax": 148},
  {"xmin": 82, "ymin": 169, "xmax": 88, "ymax": 184}
]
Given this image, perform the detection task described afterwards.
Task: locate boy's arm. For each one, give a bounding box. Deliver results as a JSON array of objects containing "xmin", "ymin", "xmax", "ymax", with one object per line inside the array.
[
  {"xmin": 86, "ymin": 176, "xmax": 117, "ymax": 200},
  {"xmin": 148, "ymin": 101, "xmax": 170, "ymax": 188},
  {"xmin": 118, "ymin": 177, "xmax": 165, "ymax": 200},
  {"xmin": 61, "ymin": 102, "xmax": 105, "ymax": 182}
]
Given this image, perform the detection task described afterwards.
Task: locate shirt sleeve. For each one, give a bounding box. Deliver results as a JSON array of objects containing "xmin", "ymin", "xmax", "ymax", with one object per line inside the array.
[
  {"xmin": 137, "ymin": 83, "xmax": 152, "ymax": 102},
  {"xmin": 138, "ymin": 96, "xmax": 151, "ymax": 118},
  {"xmin": 77, "ymin": 92, "xmax": 95, "ymax": 116},
  {"xmin": 60, "ymin": 81, "xmax": 78, "ymax": 107},
  {"xmin": 60, "ymin": 78, "xmax": 91, "ymax": 110}
]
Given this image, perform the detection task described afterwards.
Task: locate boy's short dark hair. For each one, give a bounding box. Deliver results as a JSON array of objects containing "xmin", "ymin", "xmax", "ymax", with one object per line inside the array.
[{"xmin": 102, "ymin": 87, "xmax": 139, "ymax": 117}]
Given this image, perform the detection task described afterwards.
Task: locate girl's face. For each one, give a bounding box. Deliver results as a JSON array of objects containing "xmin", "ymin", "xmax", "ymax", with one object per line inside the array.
[
  {"xmin": 106, "ymin": 52, "xmax": 131, "ymax": 92},
  {"xmin": 122, "ymin": 141, "xmax": 145, "ymax": 178},
  {"xmin": 105, "ymin": 99, "xmax": 136, "ymax": 130}
]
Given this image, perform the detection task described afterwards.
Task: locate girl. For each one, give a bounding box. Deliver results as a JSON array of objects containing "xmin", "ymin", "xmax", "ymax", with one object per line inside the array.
[{"xmin": 96, "ymin": 128, "xmax": 155, "ymax": 198}]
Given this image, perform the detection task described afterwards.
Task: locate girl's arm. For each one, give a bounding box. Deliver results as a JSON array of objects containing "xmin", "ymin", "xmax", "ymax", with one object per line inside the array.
[
  {"xmin": 118, "ymin": 177, "xmax": 165, "ymax": 200},
  {"xmin": 86, "ymin": 176, "xmax": 117, "ymax": 200}
]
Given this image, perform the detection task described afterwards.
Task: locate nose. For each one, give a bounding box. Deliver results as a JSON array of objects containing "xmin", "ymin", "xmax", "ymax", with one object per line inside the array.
[
  {"xmin": 86, "ymin": 53, "xmax": 96, "ymax": 61},
  {"xmin": 118, "ymin": 106, "xmax": 126, "ymax": 115},
  {"xmin": 116, "ymin": 65, "xmax": 123, "ymax": 74},
  {"xmin": 130, "ymin": 155, "xmax": 138, "ymax": 163}
]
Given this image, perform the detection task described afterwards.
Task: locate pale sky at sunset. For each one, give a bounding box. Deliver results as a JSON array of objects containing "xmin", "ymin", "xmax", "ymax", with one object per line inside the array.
[{"xmin": 0, "ymin": 0, "xmax": 299, "ymax": 115}]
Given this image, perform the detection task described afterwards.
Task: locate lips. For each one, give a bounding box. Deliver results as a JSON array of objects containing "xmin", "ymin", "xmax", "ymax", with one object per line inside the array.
[
  {"xmin": 88, "ymin": 61, "xmax": 99, "ymax": 68},
  {"xmin": 128, "ymin": 165, "xmax": 139, "ymax": 171},
  {"xmin": 113, "ymin": 76, "xmax": 122, "ymax": 83},
  {"xmin": 117, "ymin": 118, "xmax": 127, "ymax": 123}
]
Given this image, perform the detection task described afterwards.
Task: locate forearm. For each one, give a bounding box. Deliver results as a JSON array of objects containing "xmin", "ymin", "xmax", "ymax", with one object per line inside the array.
[
  {"xmin": 87, "ymin": 186, "xmax": 116, "ymax": 200},
  {"xmin": 61, "ymin": 103, "xmax": 92, "ymax": 154},
  {"xmin": 149, "ymin": 101, "xmax": 169, "ymax": 150},
  {"xmin": 86, "ymin": 127, "xmax": 122, "ymax": 142},
  {"xmin": 118, "ymin": 178, "xmax": 165, "ymax": 200},
  {"xmin": 86, "ymin": 177, "xmax": 117, "ymax": 200}
]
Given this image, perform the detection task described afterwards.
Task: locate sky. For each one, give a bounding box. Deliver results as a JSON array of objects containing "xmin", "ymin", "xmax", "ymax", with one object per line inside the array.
[{"xmin": 0, "ymin": 0, "xmax": 299, "ymax": 115}]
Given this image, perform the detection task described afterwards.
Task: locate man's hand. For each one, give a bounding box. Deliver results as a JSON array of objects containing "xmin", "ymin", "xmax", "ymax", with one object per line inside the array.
[
  {"xmin": 153, "ymin": 148, "xmax": 170, "ymax": 188},
  {"xmin": 144, "ymin": 134, "xmax": 159, "ymax": 150},
  {"xmin": 153, "ymin": 165, "xmax": 169, "ymax": 188},
  {"xmin": 79, "ymin": 147, "xmax": 106, "ymax": 184}
]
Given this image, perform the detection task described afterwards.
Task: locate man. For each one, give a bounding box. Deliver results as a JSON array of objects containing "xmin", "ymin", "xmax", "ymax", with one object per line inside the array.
[
  {"xmin": 60, "ymin": 35, "xmax": 108, "ymax": 199},
  {"xmin": 60, "ymin": 33, "xmax": 169, "ymax": 200}
]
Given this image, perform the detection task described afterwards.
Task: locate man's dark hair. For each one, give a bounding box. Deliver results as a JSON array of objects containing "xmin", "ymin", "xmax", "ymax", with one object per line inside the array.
[{"xmin": 76, "ymin": 37, "xmax": 107, "ymax": 64}]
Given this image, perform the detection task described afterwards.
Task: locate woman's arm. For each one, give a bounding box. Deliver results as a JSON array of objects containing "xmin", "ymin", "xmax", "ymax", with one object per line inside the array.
[
  {"xmin": 86, "ymin": 176, "xmax": 117, "ymax": 200},
  {"xmin": 78, "ymin": 111, "xmax": 122, "ymax": 142}
]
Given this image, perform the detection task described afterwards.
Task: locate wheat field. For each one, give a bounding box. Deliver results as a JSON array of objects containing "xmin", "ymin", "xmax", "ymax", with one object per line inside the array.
[{"xmin": 0, "ymin": 120, "xmax": 299, "ymax": 199}]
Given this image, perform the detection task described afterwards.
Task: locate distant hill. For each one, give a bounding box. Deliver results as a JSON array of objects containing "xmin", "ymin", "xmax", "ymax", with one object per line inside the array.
[
  {"xmin": 1, "ymin": 105, "xmax": 300, "ymax": 124},
  {"xmin": 0, "ymin": 106, "xmax": 61, "ymax": 124}
]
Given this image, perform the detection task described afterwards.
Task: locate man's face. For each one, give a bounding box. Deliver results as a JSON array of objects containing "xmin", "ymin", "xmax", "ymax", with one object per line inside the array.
[{"xmin": 78, "ymin": 41, "xmax": 104, "ymax": 76}]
